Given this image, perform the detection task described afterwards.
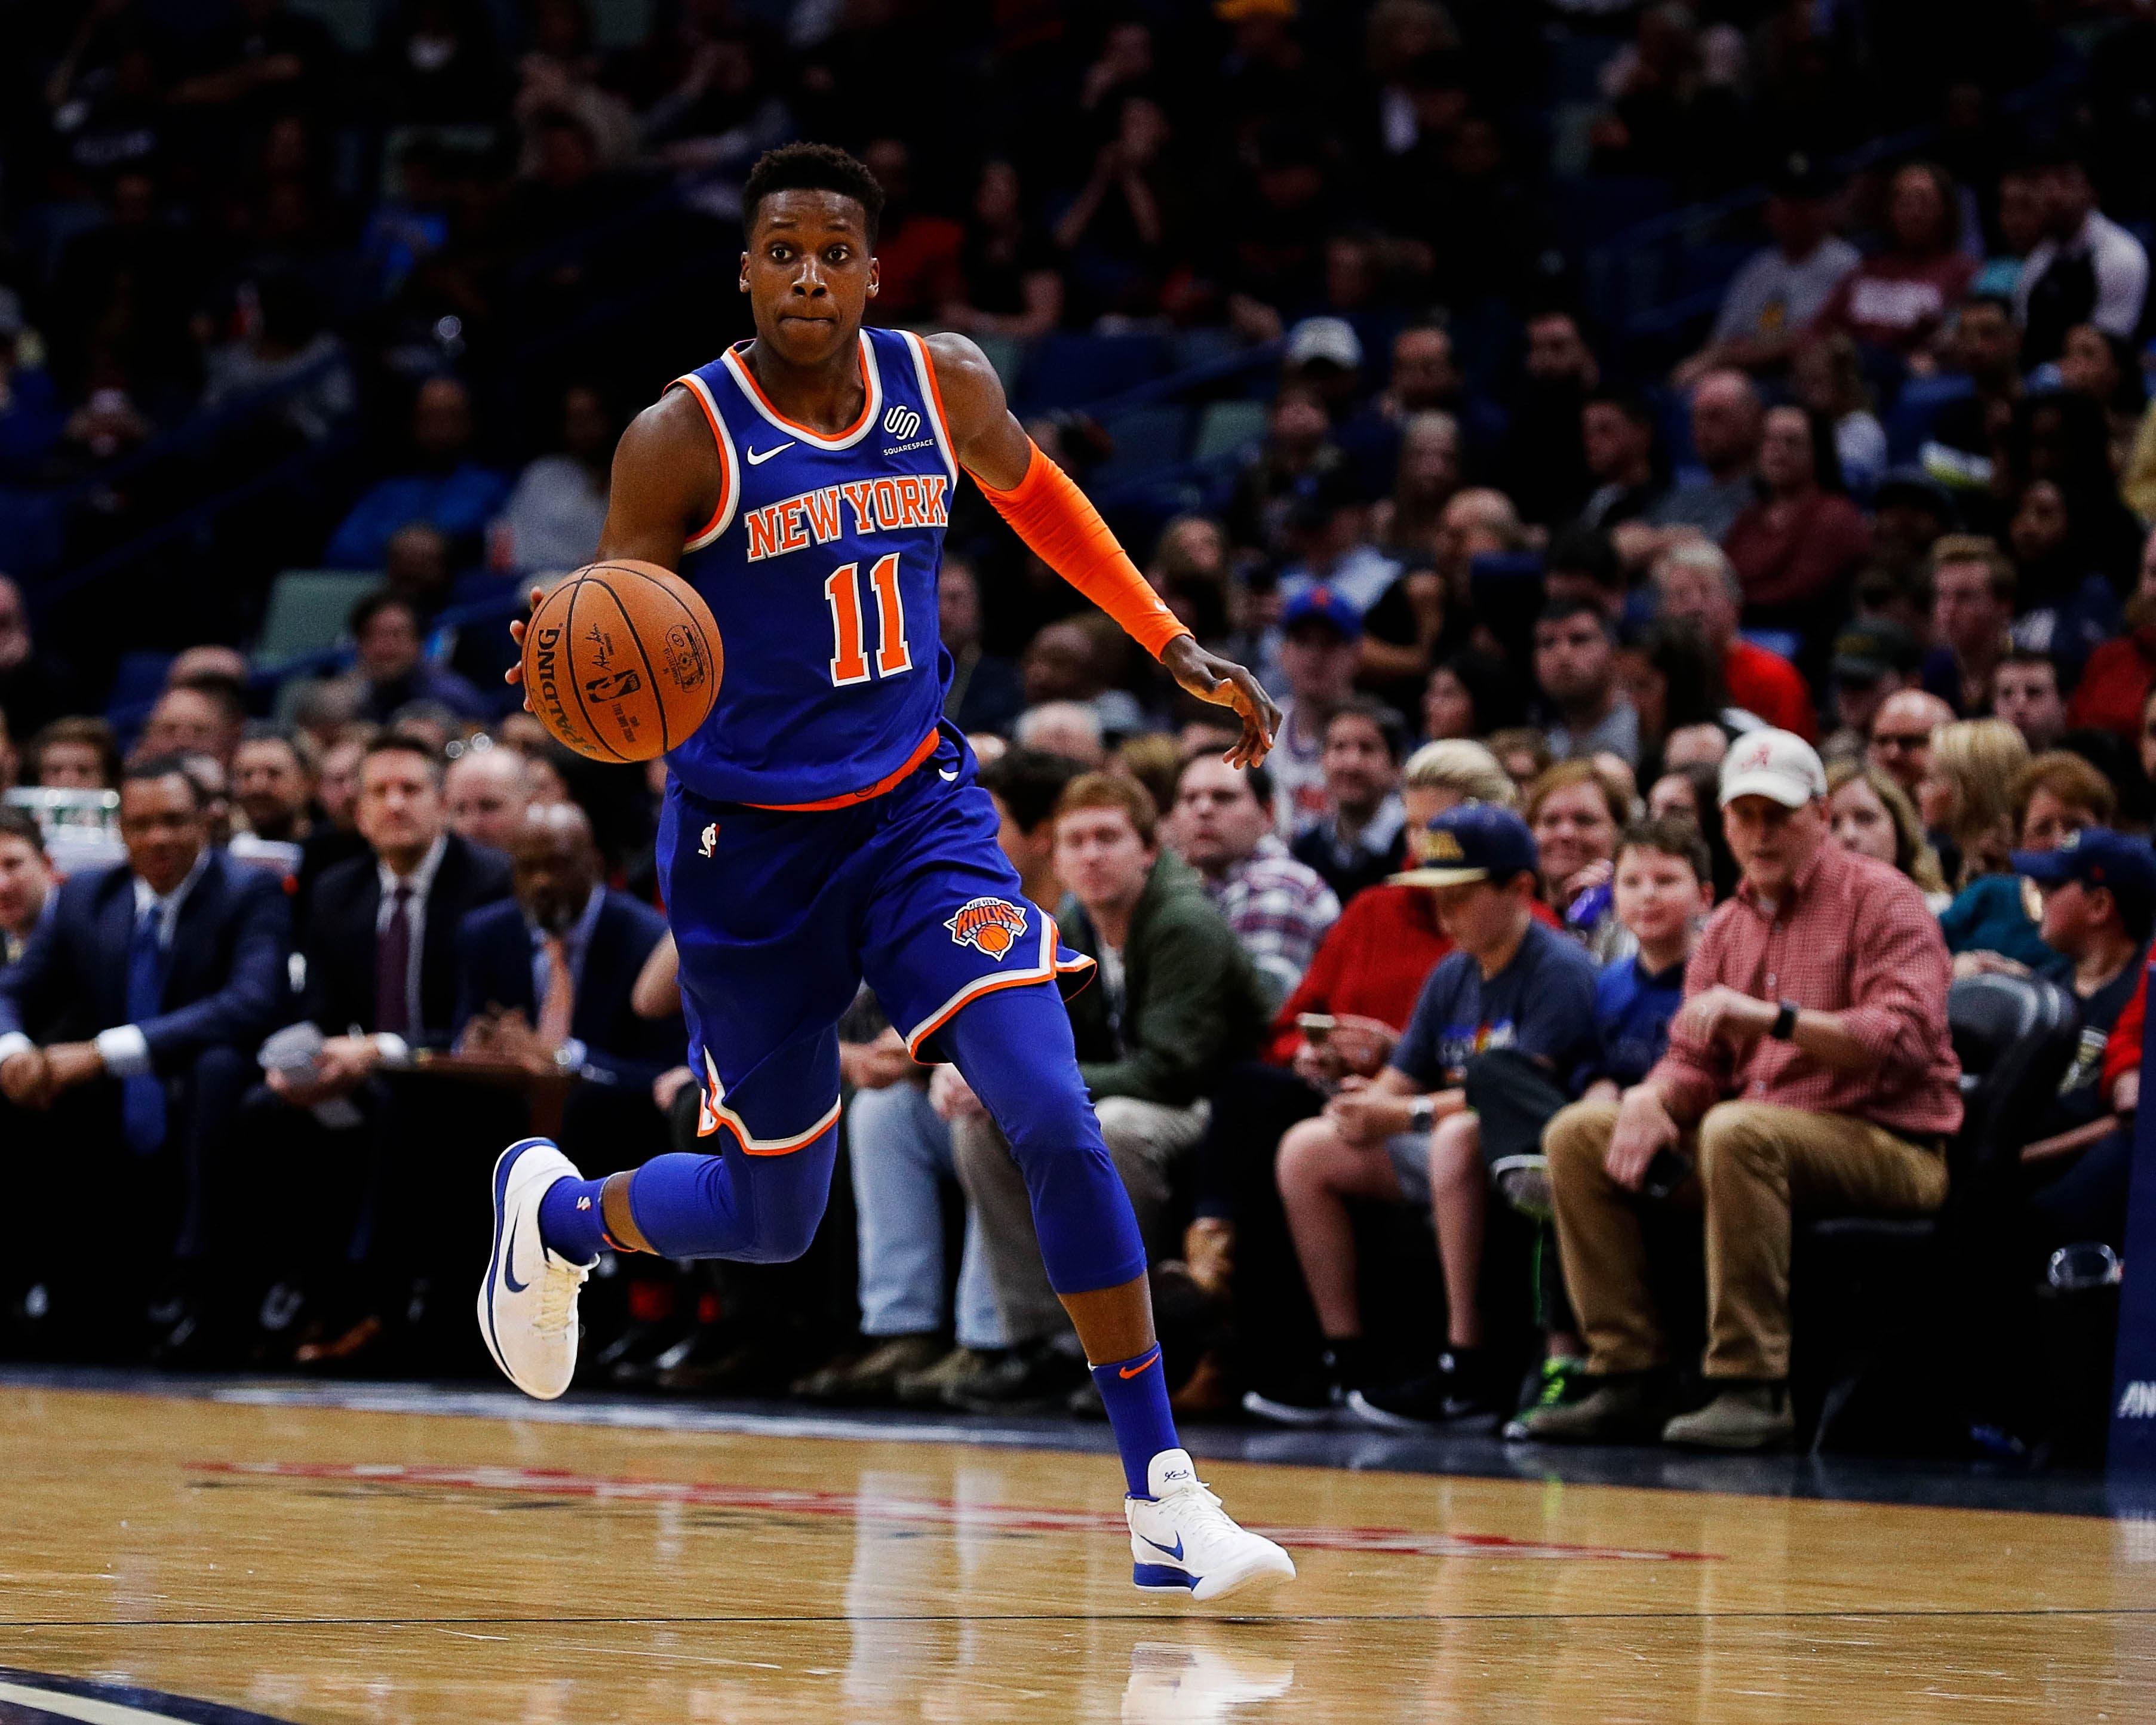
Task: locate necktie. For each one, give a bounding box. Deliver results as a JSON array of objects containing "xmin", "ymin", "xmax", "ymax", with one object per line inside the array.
[
  {"xmin": 537, "ymin": 934, "xmax": 575, "ymax": 1048},
  {"xmin": 121, "ymin": 903, "xmax": 167, "ymax": 1154},
  {"xmin": 376, "ymin": 885, "xmax": 413, "ymax": 1037}
]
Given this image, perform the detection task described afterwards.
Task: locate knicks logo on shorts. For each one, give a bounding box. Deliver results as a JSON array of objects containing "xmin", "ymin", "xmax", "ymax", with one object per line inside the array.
[{"xmin": 945, "ymin": 896, "xmax": 1027, "ymax": 960}]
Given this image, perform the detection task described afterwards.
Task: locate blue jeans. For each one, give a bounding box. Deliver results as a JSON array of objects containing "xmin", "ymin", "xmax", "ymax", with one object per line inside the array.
[{"xmin": 847, "ymin": 1080, "xmax": 1003, "ymax": 1350}]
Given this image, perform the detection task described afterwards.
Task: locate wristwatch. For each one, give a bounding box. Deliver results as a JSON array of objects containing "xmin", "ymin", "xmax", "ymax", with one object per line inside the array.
[
  {"xmin": 1408, "ymin": 1095, "xmax": 1436, "ymax": 1133},
  {"xmin": 1770, "ymin": 1000, "xmax": 1799, "ymax": 1041}
]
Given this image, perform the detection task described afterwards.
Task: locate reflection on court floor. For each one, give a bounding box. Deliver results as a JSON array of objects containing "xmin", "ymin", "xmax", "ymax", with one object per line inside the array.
[{"xmin": 4, "ymin": 1377, "xmax": 2149, "ymax": 1723}]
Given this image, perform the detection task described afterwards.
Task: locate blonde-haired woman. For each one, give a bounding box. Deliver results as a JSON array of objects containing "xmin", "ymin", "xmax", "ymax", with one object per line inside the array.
[
  {"xmin": 1825, "ymin": 761, "xmax": 1949, "ymax": 910},
  {"xmin": 1939, "ymin": 746, "xmax": 2116, "ymax": 979},
  {"xmin": 1918, "ymin": 718, "xmax": 2030, "ymax": 888},
  {"xmin": 1402, "ymin": 737, "xmax": 1516, "ymax": 812}
]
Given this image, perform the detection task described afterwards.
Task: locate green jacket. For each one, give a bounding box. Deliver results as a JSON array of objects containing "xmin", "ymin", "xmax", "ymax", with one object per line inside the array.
[{"xmin": 1058, "ymin": 850, "xmax": 1270, "ymax": 1108}]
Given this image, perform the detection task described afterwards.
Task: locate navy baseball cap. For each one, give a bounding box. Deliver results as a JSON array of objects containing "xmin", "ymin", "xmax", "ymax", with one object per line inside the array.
[
  {"xmin": 2013, "ymin": 829, "xmax": 2156, "ymax": 940},
  {"xmin": 1392, "ymin": 801, "xmax": 1538, "ymax": 888},
  {"xmin": 1279, "ymin": 584, "xmax": 1362, "ymax": 641}
]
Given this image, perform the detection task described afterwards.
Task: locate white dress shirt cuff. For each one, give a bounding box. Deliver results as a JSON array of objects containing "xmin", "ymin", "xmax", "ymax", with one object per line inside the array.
[
  {"xmin": 373, "ymin": 1033, "xmax": 413, "ymax": 1069},
  {"xmin": 94, "ymin": 1025, "xmax": 153, "ymax": 1077},
  {"xmin": 0, "ymin": 1032, "xmax": 33, "ymax": 1066}
]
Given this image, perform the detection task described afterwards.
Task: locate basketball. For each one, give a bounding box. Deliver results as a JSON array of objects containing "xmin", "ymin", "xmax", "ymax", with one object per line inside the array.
[{"xmin": 521, "ymin": 559, "xmax": 721, "ymax": 762}]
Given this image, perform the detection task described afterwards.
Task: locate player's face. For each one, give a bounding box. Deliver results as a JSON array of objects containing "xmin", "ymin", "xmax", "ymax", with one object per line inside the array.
[{"xmin": 741, "ymin": 191, "xmax": 880, "ymax": 367}]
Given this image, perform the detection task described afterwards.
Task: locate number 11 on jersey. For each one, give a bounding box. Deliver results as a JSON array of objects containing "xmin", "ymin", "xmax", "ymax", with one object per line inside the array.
[{"xmin": 823, "ymin": 553, "xmax": 911, "ymax": 687}]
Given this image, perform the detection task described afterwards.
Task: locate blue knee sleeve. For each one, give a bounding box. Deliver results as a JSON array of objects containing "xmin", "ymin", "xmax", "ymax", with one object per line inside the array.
[
  {"xmin": 625, "ymin": 1130, "xmax": 837, "ymax": 1263},
  {"xmin": 944, "ymin": 983, "xmax": 1148, "ymax": 1296}
]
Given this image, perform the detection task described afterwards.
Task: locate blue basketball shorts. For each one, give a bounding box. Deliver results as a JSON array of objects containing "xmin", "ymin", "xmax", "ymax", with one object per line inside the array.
[{"xmin": 655, "ymin": 724, "xmax": 1095, "ymax": 1154}]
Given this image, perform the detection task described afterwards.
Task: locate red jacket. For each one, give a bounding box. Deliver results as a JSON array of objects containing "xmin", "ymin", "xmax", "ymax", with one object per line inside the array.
[
  {"xmin": 2067, "ymin": 629, "xmax": 2156, "ymax": 739},
  {"xmin": 1723, "ymin": 491, "xmax": 1873, "ymax": 610}
]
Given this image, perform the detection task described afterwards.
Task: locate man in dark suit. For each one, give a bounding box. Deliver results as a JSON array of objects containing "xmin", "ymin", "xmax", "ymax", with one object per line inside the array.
[
  {"xmin": 250, "ymin": 730, "xmax": 512, "ymax": 1365},
  {"xmin": 0, "ymin": 757, "xmax": 291, "ymax": 1355},
  {"xmin": 455, "ymin": 801, "xmax": 679, "ymax": 1161}
]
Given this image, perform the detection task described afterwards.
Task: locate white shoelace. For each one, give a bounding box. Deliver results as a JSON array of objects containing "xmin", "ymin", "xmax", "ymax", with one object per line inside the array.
[
  {"xmin": 533, "ymin": 1257, "xmax": 588, "ymax": 1339},
  {"xmin": 1154, "ymin": 1475, "xmax": 1237, "ymax": 1535}
]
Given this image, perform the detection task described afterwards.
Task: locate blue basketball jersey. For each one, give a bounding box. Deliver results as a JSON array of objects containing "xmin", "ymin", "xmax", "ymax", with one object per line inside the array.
[{"xmin": 663, "ymin": 325, "xmax": 957, "ymax": 807}]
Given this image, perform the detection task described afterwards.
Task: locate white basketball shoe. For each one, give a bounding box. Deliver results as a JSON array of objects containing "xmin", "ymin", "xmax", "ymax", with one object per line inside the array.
[
  {"xmin": 477, "ymin": 1137, "xmax": 592, "ymax": 1400},
  {"xmin": 1125, "ymin": 1449, "xmax": 1297, "ymax": 1601}
]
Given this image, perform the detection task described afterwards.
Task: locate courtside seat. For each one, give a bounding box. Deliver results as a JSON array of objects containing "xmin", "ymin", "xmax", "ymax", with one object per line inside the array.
[{"xmin": 1793, "ymin": 972, "xmax": 2080, "ymax": 1452}]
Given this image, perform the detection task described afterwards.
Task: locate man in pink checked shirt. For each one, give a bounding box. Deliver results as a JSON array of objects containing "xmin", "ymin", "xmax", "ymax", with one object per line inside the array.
[{"xmin": 1521, "ymin": 729, "xmax": 1962, "ymax": 1452}]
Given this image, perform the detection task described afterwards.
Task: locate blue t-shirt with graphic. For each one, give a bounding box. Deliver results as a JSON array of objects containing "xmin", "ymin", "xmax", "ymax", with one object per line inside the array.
[{"xmin": 1391, "ymin": 917, "xmax": 1600, "ymax": 1091}]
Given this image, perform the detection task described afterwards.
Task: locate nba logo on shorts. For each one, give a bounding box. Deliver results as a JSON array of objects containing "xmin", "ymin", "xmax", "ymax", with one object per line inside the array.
[
  {"xmin": 884, "ymin": 404, "xmax": 922, "ymax": 441},
  {"xmin": 944, "ymin": 896, "xmax": 1026, "ymax": 959},
  {"xmin": 699, "ymin": 822, "xmax": 717, "ymax": 858}
]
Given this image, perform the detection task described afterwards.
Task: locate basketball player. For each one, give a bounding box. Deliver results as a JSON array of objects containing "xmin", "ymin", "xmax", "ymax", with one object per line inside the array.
[{"xmin": 479, "ymin": 144, "xmax": 1294, "ymax": 1600}]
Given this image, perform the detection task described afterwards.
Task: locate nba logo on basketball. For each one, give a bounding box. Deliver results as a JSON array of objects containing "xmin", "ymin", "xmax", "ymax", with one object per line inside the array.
[{"xmin": 944, "ymin": 896, "xmax": 1026, "ymax": 959}]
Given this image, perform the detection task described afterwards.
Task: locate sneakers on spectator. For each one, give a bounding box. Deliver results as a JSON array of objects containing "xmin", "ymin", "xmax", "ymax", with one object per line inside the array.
[
  {"xmin": 1491, "ymin": 1154, "xmax": 1554, "ymax": 1220},
  {"xmin": 1240, "ymin": 1343, "xmax": 1359, "ymax": 1426},
  {"xmin": 795, "ymin": 1333, "xmax": 947, "ymax": 1406},
  {"xmin": 477, "ymin": 1138, "xmax": 591, "ymax": 1401},
  {"xmin": 1345, "ymin": 1349, "xmax": 1501, "ymax": 1431},
  {"xmin": 1126, "ymin": 1449, "xmax": 1296, "ymax": 1601},
  {"xmin": 1513, "ymin": 1372, "xmax": 1672, "ymax": 1444},
  {"xmin": 895, "ymin": 1345, "xmax": 1000, "ymax": 1407},
  {"xmin": 946, "ymin": 1339, "xmax": 1089, "ymax": 1413},
  {"xmin": 1661, "ymin": 1382, "xmax": 1795, "ymax": 1451},
  {"xmin": 1503, "ymin": 1355, "xmax": 1589, "ymax": 1440}
]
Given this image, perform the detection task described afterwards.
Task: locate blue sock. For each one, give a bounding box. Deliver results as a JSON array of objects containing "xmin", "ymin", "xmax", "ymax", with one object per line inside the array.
[
  {"xmin": 1092, "ymin": 1343, "xmax": 1180, "ymax": 1498},
  {"xmin": 536, "ymin": 1174, "xmax": 610, "ymax": 1264}
]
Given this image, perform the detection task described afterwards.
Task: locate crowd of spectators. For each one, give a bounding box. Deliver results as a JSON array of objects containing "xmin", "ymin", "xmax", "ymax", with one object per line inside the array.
[{"xmin": 4, "ymin": 0, "xmax": 2156, "ymax": 1455}]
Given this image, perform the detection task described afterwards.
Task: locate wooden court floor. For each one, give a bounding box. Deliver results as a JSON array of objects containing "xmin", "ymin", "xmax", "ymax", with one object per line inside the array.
[{"xmin": 2, "ymin": 1382, "xmax": 2150, "ymax": 1723}]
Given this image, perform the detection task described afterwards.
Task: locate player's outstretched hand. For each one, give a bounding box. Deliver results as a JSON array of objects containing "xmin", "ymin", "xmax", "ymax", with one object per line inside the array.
[
  {"xmin": 1161, "ymin": 635, "xmax": 1280, "ymax": 768},
  {"xmin": 502, "ymin": 585, "xmax": 546, "ymax": 713}
]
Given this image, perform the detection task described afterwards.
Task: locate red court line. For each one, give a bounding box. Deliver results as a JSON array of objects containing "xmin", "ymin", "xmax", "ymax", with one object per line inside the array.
[{"xmin": 189, "ymin": 1461, "xmax": 1718, "ymax": 1562}]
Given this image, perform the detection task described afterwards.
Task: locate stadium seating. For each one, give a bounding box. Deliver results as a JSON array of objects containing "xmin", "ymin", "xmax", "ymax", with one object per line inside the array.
[
  {"xmin": 256, "ymin": 571, "xmax": 379, "ymax": 663},
  {"xmin": 1016, "ymin": 333, "xmax": 1173, "ymax": 414},
  {"xmin": 1795, "ymin": 973, "xmax": 2081, "ymax": 1451}
]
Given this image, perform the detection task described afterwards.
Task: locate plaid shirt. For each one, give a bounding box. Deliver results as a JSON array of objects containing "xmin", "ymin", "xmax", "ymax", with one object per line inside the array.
[
  {"xmin": 1650, "ymin": 840, "xmax": 1962, "ymax": 1137},
  {"xmin": 1204, "ymin": 835, "xmax": 1341, "ymax": 1010}
]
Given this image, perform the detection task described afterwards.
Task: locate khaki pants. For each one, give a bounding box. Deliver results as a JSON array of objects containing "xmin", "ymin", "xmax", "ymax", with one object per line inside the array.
[
  {"xmin": 1544, "ymin": 1099, "xmax": 1950, "ymax": 1381},
  {"xmin": 951, "ymin": 1096, "xmax": 1210, "ymax": 1345}
]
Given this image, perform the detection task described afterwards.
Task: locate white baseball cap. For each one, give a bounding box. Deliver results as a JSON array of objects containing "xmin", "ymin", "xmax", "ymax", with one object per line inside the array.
[
  {"xmin": 1718, "ymin": 727, "xmax": 1827, "ymax": 808},
  {"xmin": 1285, "ymin": 316, "xmax": 1363, "ymax": 372}
]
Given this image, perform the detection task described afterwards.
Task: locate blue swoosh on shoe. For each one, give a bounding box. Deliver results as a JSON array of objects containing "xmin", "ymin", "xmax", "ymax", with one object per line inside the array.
[
  {"xmin": 503, "ymin": 1232, "xmax": 529, "ymax": 1294},
  {"xmin": 1140, "ymin": 1534, "xmax": 1184, "ymax": 1561}
]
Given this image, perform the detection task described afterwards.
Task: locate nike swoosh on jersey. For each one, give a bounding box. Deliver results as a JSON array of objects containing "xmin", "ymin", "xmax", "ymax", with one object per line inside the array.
[{"xmin": 745, "ymin": 441, "xmax": 796, "ymax": 465}]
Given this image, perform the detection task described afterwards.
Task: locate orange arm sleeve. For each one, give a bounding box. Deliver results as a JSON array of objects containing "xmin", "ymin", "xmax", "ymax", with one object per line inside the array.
[{"xmin": 972, "ymin": 442, "xmax": 1193, "ymax": 661}]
